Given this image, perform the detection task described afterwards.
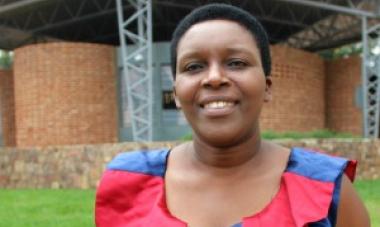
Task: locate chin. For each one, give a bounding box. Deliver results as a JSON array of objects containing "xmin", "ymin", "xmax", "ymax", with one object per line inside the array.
[{"xmin": 194, "ymin": 127, "xmax": 256, "ymax": 148}]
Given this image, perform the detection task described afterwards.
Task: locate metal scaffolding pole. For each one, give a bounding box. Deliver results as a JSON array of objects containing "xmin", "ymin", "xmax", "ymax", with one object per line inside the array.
[
  {"xmin": 362, "ymin": 16, "xmax": 369, "ymax": 137},
  {"xmin": 116, "ymin": 0, "xmax": 153, "ymax": 141},
  {"xmin": 361, "ymin": 16, "xmax": 380, "ymax": 137},
  {"xmin": 277, "ymin": 0, "xmax": 376, "ymax": 18},
  {"xmin": 0, "ymin": 0, "xmax": 49, "ymax": 15}
]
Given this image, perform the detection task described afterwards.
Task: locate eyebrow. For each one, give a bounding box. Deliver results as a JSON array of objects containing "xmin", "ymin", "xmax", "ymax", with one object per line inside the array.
[
  {"xmin": 224, "ymin": 46, "xmax": 257, "ymax": 56},
  {"xmin": 177, "ymin": 50, "xmax": 202, "ymax": 62},
  {"xmin": 178, "ymin": 46, "xmax": 256, "ymax": 61}
]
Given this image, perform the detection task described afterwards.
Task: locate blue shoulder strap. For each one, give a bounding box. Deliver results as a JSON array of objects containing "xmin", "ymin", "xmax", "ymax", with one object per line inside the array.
[
  {"xmin": 107, "ymin": 149, "xmax": 170, "ymax": 177},
  {"xmin": 286, "ymin": 147, "xmax": 349, "ymax": 182},
  {"xmin": 287, "ymin": 147, "xmax": 351, "ymax": 227}
]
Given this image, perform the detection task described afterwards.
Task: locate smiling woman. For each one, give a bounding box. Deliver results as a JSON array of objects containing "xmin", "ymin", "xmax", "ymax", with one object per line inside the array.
[
  {"xmin": 95, "ymin": 3, "xmax": 370, "ymax": 227},
  {"xmin": 173, "ymin": 19, "xmax": 270, "ymax": 148}
]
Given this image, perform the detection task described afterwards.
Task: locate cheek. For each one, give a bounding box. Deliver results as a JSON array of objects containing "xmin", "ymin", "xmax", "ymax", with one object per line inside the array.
[
  {"xmin": 235, "ymin": 76, "xmax": 266, "ymax": 99},
  {"xmin": 174, "ymin": 78, "xmax": 197, "ymax": 104}
]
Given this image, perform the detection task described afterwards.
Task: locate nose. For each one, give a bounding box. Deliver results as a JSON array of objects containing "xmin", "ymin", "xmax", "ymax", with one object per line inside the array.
[{"xmin": 201, "ymin": 63, "xmax": 229, "ymax": 88}]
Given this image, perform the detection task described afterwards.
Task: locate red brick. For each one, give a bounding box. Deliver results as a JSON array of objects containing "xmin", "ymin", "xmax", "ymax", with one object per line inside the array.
[
  {"xmin": 260, "ymin": 45, "xmax": 325, "ymax": 132},
  {"xmin": 0, "ymin": 69, "xmax": 16, "ymax": 146},
  {"xmin": 13, "ymin": 42, "xmax": 118, "ymax": 147},
  {"xmin": 325, "ymin": 56, "xmax": 362, "ymax": 136}
]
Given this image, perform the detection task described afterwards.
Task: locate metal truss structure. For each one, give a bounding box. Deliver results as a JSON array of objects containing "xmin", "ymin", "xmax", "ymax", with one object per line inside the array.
[
  {"xmin": 116, "ymin": 0, "xmax": 153, "ymax": 141},
  {"xmin": 362, "ymin": 18, "xmax": 380, "ymax": 137},
  {"xmin": 0, "ymin": 0, "xmax": 122, "ymax": 49},
  {"xmin": 279, "ymin": 0, "xmax": 378, "ymax": 50},
  {"xmin": 0, "ymin": 0, "xmax": 375, "ymax": 51}
]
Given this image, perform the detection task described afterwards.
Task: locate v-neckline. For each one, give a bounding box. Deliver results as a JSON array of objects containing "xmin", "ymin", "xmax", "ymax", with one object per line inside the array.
[{"xmin": 157, "ymin": 147, "xmax": 294, "ymax": 227}]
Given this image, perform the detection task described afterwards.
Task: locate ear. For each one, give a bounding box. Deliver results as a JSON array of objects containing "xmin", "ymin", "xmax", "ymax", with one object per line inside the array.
[
  {"xmin": 264, "ymin": 76, "xmax": 272, "ymax": 102},
  {"xmin": 173, "ymin": 87, "xmax": 181, "ymax": 109}
]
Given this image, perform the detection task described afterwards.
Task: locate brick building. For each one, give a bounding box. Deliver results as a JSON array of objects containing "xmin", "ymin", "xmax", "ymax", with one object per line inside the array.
[
  {"xmin": 12, "ymin": 43, "xmax": 118, "ymax": 147},
  {"xmin": 262, "ymin": 46, "xmax": 362, "ymax": 135},
  {"xmin": 0, "ymin": 1, "xmax": 376, "ymax": 146},
  {"xmin": 0, "ymin": 42, "xmax": 363, "ymax": 147}
]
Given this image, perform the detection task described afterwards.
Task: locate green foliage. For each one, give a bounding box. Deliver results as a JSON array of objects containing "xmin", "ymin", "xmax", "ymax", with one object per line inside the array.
[
  {"xmin": 181, "ymin": 133, "xmax": 193, "ymax": 141},
  {"xmin": 0, "ymin": 50, "xmax": 13, "ymax": 69},
  {"xmin": 319, "ymin": 42, "xmax": 362, "ymax": 60},
  {"xmin": 181, "ymin": 129, "xmax": 357, "ymax": 141}
]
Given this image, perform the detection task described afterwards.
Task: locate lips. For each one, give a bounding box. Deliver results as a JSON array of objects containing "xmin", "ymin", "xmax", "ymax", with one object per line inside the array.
[
  {"xmin": 199, "ymin": 97, "xmax": 239, "ymax": 117},
  {"xmin": 203, "ymin": 101, "xmax": 234, "ymax": 109},
  {"xmin": 200, "ymin": 96, "xmax": 238, "ymax": 106}
]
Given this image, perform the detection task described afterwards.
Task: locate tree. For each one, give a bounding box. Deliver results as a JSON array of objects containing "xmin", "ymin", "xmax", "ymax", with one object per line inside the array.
[{"xmin": 0, "ymin": 50, "xmax": 13, "ymax": 69}]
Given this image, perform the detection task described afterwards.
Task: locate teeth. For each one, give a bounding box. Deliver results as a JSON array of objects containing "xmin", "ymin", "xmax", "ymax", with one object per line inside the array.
[{"xmin": 204, "ymin": 101, "xmax": 234, "ymax": 109}]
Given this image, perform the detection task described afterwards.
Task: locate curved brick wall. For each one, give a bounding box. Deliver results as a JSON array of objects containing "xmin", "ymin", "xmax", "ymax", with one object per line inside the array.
[
  {"xmin": 260, "ymin": 45, "xmax": 325, "ymax": 132},
  {"xmin": 13, "ymin": 42, "xmax": 118, "ymax": 147},
  {"xmin": 0, "ymin": 69, "xmax": 16, "ymax": 146},
  {"xmin": 325, "ymin": 56, "xmax": 362, "ymax": 135}
]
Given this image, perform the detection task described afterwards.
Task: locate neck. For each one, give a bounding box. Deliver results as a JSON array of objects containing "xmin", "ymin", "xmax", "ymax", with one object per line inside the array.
[{"xmin": 190, "ymin": 127, "xmax": 263, "ymax": 169}]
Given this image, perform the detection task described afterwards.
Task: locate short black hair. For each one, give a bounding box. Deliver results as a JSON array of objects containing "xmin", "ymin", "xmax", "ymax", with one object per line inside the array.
[{"xmin": 170, "ymin": 3, "xmax": 271, "ymax": 78}]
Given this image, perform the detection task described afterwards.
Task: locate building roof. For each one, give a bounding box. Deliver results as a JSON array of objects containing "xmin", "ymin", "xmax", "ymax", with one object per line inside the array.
[{"xmin": 0, "ymin": 0, "xmax": 378, "ymax": 51}]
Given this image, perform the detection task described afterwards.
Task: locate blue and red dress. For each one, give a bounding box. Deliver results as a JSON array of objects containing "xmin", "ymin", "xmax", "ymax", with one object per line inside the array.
[{"xmin": 95, "ymin": 147, "xmax": 356, "ymax": 227}]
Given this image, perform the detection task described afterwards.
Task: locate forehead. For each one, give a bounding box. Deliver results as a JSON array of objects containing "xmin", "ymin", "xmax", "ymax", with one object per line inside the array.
[{"xmin": 177, "ymin": 19, "xmax": 259, "ymax": 55}]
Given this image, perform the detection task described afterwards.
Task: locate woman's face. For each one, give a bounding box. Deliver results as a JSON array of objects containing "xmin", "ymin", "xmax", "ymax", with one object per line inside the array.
[{"xmin": 174, "ymin": 20, "xmax": 271, "ymax": 147}]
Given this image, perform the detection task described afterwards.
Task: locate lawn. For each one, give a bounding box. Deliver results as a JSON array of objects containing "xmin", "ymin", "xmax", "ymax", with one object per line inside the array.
[
  {"xmin": 355, "ymin": 180, "xmax": 380, "ymax": 226},
  {"xmin": 0, "ymin": 189, "xmax": 95, "ymax": 227},
  {"xmin": 0, "ymin": 180, "xmax": 379, "ymax": 227}
]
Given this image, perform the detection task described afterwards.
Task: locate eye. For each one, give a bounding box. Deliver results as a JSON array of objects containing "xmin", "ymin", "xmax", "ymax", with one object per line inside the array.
[
  {"xmin": 184, "ymin": 62, "xmax": 205, "ymax": 73},
  {"xmin": 227, "ymin": 59, "xmax": 248, "ymax": 69}
]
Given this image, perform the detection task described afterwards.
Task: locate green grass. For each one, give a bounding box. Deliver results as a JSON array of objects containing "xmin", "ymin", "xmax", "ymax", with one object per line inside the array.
[
  {"xmin": 355, "ymin": 180, "xmax": 380, "ymax": 226},
  {"xmin": 181, "ymin": 129, "xmax": 358, "ymax": 141},
  {"xmin": 0, "ymin": 189, "xmax": 95, "ymax": 227},
  {"xmin": 261, "ymin": 129, "xmax": 357, "ymax": 140},
  {"xmin": 0, "ymin": 180, "xmax": 378, "ymax": 226}
]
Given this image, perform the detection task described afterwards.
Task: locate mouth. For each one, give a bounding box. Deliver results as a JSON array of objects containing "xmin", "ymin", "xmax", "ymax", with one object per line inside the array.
[
  {"xmin": 199, "ymin": 98, "xmax": 239, "ymax": 117},
  {"xmin": 201, "ymin": 101, "xmax": 236, "ymax": 109}
]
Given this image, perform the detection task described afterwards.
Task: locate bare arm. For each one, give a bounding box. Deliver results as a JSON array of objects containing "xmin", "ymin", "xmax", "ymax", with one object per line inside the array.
[{"xmin": 336, "ymin": 175, "xmax": 370, "ymax": 227}]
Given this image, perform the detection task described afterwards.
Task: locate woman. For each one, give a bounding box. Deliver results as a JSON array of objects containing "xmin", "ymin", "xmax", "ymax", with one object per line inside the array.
[{"xmin": 96, "ymin": 4, "xmax": 370, "ymax": 227}]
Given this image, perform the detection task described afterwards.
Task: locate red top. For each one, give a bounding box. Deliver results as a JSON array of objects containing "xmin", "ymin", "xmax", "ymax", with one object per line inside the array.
[{"xmin": 95, "ymin": 147, "xmax": 356, "ymax": 227}]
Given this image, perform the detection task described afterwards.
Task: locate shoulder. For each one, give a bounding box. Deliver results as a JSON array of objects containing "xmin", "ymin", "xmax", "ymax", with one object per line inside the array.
[
  {"xmin": 336, "ymin": 175, "xmax": 370, "ymax": 227},
  {"xmin": 96, "ymin": 149, "xmax": 170, "ymax": 195},
  {"xmin": 107, "ymin": 148, "xmax": 170, "ymax": 177},
  {"xmin": 286, "ymin": 147, "xmax": 356, "ymax": 182},
  {"xmin": 95, "ymin": 149, "xmax": 170, "ymax": 224},
  {"xmin": 96, "ymin": 148, "xmax": 170, "ymax": 207},
  {"xmin": 283, "ymin": 147, "xmax": 360, "ymax": 226}
]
